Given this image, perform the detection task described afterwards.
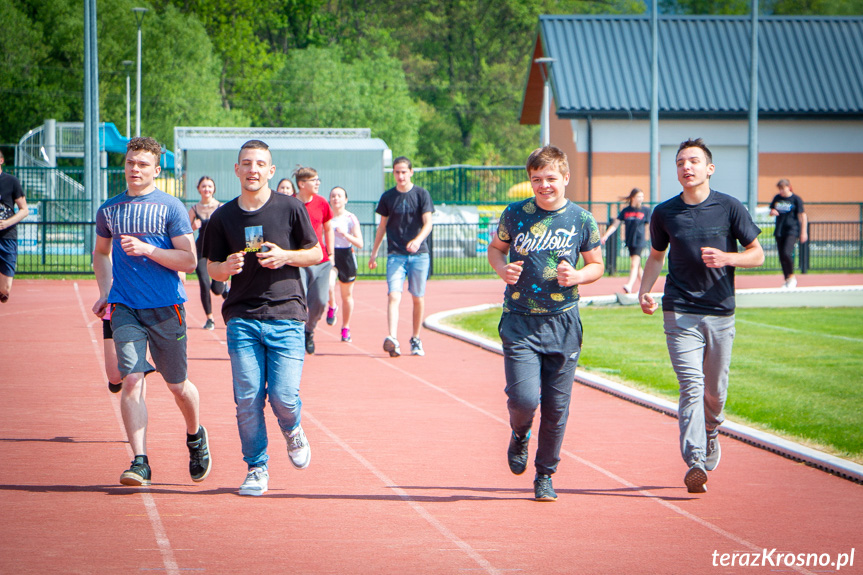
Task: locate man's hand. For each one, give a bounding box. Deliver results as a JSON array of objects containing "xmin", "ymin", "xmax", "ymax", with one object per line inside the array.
[
  {"xmin": 640, "ymin": 292, "xmax": 659, "ymax": 315},
  {"xmin": 256, "ymin": 243, "xmax": 286, "ymax": 269},
  {"xmin": 369, "ymin": 255, "xmax": 378, "ymax": 270},
  {"xmin": 223, "ymin": 251, "xmax": 246, "ymax": 276},
  {"xmin": 499, "ymin": 260, "xmax": 524, "ymax": 285},
  {"xmin": 701, "ymin": 247, "xmax": 733, "ymax": 269},
  {"xmin": 120, "ymin": 235, "xmax": 155, "ymax": 257},
  {"xmin": 406, "ymin": 239, "xmax": 421, "ymax": 253},
  {"xmin": 557, "ymin": 260, "xmax": 578, "ymax": 287},
  {"xmin": 92, "ymin": 297, "xmax": 109, "ymax": 319}
]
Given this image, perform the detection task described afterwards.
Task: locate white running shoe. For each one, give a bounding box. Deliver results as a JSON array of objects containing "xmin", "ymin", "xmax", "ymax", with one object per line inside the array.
[
  {"xmin": 285, "ymin": 426, "xmax": 311, "ymax": 469},
  {"xmin": 786, "ymin": 277, "xmax": 797, "ymax": 288},
  {"xmin": 239, "ymin": 466, "xmax": 269, "ymax": 496}
]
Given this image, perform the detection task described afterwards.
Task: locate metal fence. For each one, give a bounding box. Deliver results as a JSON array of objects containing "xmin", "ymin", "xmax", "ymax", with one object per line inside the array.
[{"xmin": 8, "ymin": 166, "xmax": 863, "ymax": 277}]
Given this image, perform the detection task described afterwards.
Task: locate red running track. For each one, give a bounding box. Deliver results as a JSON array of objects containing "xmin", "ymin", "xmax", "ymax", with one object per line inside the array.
[{"xmin": 0, "ymin": 275, "xmax": 861, "ymax": 575}]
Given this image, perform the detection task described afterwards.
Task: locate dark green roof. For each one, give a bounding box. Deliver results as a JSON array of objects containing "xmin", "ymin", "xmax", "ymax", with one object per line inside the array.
[{"xmin": 521, "ymin": 15, "xmax": 863, "ymax": 122}]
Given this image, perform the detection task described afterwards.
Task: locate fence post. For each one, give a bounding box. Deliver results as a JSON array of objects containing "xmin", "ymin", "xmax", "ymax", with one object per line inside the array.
[
  {"xmin": 800, "ymin": 221, "xmax": 810, "ymax": 274},
  {"xmin": 428, "ymin": 231, "xmax": 434, "ymax": 277},
  {"xmin": 605, "ymin": 232, "xmax": 618, "ymax": 275}
]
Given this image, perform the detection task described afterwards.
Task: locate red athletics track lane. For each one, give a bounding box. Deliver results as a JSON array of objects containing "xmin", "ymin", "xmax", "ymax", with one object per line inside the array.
[{"xmin": 0, "ymin": 275, "xmax": 861, "ymax": 575}]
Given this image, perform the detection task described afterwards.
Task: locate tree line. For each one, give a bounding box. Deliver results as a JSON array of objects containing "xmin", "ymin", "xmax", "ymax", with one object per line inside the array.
[{"xmin": 2, "ymin": 0, "xmax": 860, "ymax": 167}]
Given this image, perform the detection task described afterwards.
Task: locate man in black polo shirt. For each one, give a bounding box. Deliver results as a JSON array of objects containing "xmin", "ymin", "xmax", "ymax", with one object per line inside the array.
[{"xmin": 639, "ymin": 138, "xmax": 764, "ymax": 494}]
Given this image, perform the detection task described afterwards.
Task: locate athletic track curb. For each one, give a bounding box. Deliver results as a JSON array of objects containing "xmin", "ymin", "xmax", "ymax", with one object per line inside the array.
[{"xmin": 424, "ymin": 286, "xmax": 863, "ymax": 484}]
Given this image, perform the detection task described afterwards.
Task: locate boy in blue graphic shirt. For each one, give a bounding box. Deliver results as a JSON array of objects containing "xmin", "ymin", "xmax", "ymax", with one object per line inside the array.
[
  {"xmin": 488, "ymin": 145, "xmax": 603, "ymax": 501},
  {"xmin": 93, "ymin": 137, "xmax": 212, "ymax": 488}
]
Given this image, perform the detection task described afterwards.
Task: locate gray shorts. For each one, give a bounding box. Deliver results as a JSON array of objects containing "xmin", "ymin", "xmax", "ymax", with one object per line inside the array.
[{"xmin": 111, "ymin": 303, "xmax": 188, "ymax": 384}]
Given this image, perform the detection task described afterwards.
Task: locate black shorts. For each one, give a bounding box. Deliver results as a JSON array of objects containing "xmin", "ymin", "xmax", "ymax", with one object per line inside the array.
[
  {"xmin": 334, "ymin": 247, "xmax": 357, "ymax": 283},
  {"xmin": 627, "ymin": 243, "xmax": 646, "ymax": 257},
  {"xmin": 102, "ymin": 318, "xmax": 113, "ymax": 339}
]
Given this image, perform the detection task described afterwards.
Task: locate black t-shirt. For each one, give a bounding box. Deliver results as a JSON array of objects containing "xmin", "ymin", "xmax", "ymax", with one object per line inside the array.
[
  {"xmin": 0, "ymin": 172, "xmax": 25, "ymax": 241},
  {"xmin": 650, "ymin": 190, "xmax": 761, "ymax": 316},
  {"xmin": 375, "ymin": 185, "xmax": 435, "ymax": 255},
  {"xmin": 769, "ymin": 193, "xmax": 805, "ymax": 238},
  {"xmin": 203, "ymin": 192, "xmax": 318, "ymax": 323},
  {"xmin": 617, "ymin": 205, "xmax": 651, "ymax": 250}
]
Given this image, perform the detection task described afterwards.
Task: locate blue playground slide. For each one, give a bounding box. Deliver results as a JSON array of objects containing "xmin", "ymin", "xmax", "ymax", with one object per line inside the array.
[{"xmin": 99, "ymin": 122, "xmax": 175, "ymax": 169}]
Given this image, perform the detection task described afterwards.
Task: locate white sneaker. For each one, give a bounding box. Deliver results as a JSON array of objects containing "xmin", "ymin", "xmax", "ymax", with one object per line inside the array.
[
  {"xmin": 285, "ymin": 426, "xmax": 311, "ymax": 469},
  {"xmin": 786, "ymin": 277, "xmax": 797, "ymax": 288},
  {"xmin": 239, "ymin": 466, "xmax": 269, "ymax": 496}
]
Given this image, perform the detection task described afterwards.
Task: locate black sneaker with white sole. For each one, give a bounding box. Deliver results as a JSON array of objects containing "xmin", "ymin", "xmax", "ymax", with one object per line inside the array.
[
  {"xmin": 120, "ymin": 456, "xmax": 151, "ymax": 486},
  {"xmin": 187, "ymin": 425, "xmax": 212, "ymax": 482}
]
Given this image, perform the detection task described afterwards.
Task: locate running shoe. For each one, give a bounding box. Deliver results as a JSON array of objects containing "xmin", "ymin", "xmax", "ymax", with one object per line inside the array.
[
  {"xmin": 507, "ymin": 430, "xmax": 531, "ymax": 475},
  {"xmin": 203, "ymin": 319, "xmax": 215, "ymax": 330},
  {"xmin": 383, "ymin": 336, "xmax": 400, "ymax": 357},
  {"xmin": 238, "ymin": 467, "xmax": 269, "ymax": 496},
  {"xmin": 108, "ymin": 380, "xmax": 122, "ymax": 394},
  {"xmin": 684, "ymin": 464, "xmax": 708, "ymax": 493},
  {"xmin": 341, "ymin": 328, "xmax": 351, "ymax": 342},
  {"xmin": 409, "ymin": 337, "xmax": 425, "ymax": 356},
  {"xmin": 305, "ymin": 331, "xmax": 315, "ymax": 355},
  {"xmin": 285, "ymin": 426, "xmax": 311, "ymax": 470},
  {"xmin": 186, "ymin": 425, "xmax": 212, "ymax": 482},
  {"xmin": 326, "ymin": 305, "xmax": 337, "ymax": 326},
  {"xmin": 534, "ymin": 474, "xmax": 557, "ymax": 501},
  {"xmin": 120, "ymin": 457, "xmax": 151, "ymax": 486},
  {"xmin": 705, "ymin": 434, "xmax": 721, "ymax": 471}
]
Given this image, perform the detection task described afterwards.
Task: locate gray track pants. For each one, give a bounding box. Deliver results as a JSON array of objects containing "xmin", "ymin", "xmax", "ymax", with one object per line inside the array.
[{"xmin": 663, "ymin": 311, "xmax": 736, "ymax": 467}]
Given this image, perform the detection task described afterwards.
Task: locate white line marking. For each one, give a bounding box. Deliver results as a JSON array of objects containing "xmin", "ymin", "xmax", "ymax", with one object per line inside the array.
[
  {"xmin": 351, "ymin": 328, "xmax": 819, "ymax": 575},
  {"xmin": 736, "ymin": 318, "xmax": 863, "ymax": 343},
  {"xmin": 73, "ymin": 282, "xmax": 180, "ymax": 575},
  {"xmin": 303, "ymin": 410, "xmax": 502, "ymax": 575}
]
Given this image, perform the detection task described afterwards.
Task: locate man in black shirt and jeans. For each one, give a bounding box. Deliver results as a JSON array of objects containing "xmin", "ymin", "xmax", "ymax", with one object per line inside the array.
[{"xmin": 639, "ymin": 138, "xmax": 764, "ymax": 494}]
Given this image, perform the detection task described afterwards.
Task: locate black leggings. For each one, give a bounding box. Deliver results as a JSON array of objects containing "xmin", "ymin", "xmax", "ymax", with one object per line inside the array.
[
  {"xmin": 776, "ymin": 235, "xmax": 797, "ymax": 279},
  {"xmin": 196, "ymin": 256, "xmax": 225, "ymax": 315}
]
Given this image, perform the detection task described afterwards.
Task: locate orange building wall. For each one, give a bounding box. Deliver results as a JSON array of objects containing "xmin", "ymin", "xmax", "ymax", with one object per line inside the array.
[{"xmin": 759, "ymin": 153, "xmax": 863, "ymax": 204}]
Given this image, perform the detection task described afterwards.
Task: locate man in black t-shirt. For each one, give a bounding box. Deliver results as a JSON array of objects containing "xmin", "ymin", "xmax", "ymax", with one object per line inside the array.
[
  {"xmin": 0, "ymin": 150, "xmax": 30, "ymax": 303},
  {"xmin": 368, "ymin": 156, "xmax": 434, "ymax": 358},
  {"xmin": 769, "ymin": 179, "xmax": 807, "ymax": 288},
  {"xmin": 639, "ymin": 138, "xmax": 763, "ymax": 495},
  {"xmin": 204, "ymin": 140, "xmax": 321, "ymax": 497}
]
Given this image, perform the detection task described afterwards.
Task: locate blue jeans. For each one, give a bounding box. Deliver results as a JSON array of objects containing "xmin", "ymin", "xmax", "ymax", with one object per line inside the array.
[
  {"xmin": 386, "ymin": 252, "xmax": 430, "ymax": 297},
  {"xmin": 227, "ymin": 317, "xmax": 306, "ymax": 469}
]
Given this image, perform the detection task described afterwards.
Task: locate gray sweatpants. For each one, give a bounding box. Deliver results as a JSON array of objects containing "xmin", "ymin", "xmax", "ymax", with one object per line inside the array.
[
  {"xmin": 663, "ymin": 311, "xmax": 736, "ymax": 467},
  {"xmin": 301, "ymin": 260, "xmax": 333, "ymax": 334},
  {"xmin": 499, "ymin": 307, "xmax": 583, "ymax": 476}
]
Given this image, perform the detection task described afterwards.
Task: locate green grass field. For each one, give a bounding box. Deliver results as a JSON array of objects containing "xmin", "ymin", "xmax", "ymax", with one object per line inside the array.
[{"xmin": 443, "ymin": 306, "xmax": 863, "ymax": 462}]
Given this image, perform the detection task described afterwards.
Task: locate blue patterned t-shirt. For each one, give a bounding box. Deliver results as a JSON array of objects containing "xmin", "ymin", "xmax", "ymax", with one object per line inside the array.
[
  {"xmin": 95, "ymin": 189, "xmax": 192, "ymax": 309},
  {"xmin": 496, "ymin": 198, "xmax": 600, "ymax": 315}
]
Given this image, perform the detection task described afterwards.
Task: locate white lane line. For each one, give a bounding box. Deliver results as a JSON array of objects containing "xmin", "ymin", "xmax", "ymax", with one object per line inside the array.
[
  {"xmin": 73, "ymin": 282, "xmax": 180, "ymax": 575},
  {"xmin": 303, "ymin": 410, "xmax": 503, "ymax": 575},
  {"xmin": 736, "ymin": 318, "xmax": 863, "ymax": 343},
  {"xmin": 383, "ymin": 314, "xmax": 820, "ymax": 575}
]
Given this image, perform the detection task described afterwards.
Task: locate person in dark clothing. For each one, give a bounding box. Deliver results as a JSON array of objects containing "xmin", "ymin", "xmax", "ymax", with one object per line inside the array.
[
  {"xmin": 639, "ymin": 138, "xmax": 764, "ymax": 495},
  {"xmin": 600, "ymin": 187, "xmax": 651, "ymax": 294},
  {"xmin": 769, "ymin": 179, "xmax": 807, "ymax": 288}
]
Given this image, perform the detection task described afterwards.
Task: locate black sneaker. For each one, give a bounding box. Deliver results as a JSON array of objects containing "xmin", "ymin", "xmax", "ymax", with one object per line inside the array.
[
  {"xmin": 534, "ymin": 474, "xmax": 557, "ymax": 501},
  {"xmin": 108, "ymin": 381, "xmax": 122, "ymax": 394},
  {"xmin": 203, "ymin": 319, "xmax": 215, "ymax": 330},
  {"xmin": 705, "ymin": 434, "xmax": 721, "ymax": 471},
  {"xmin": 305, "ymin": 331, "xmax": 315, "ymax": 354},
  {"xmin": 684, "ymin": 464, "xmax": 708, "ymax": 493},
  {"xmin": 187, "ymin": 425, "xmax": 212, "ymax": 482},
  {"xmin": 120, "ymin": 457, "xmax": 151, "ymax": 486},
  {"xmin": 507, "ymin": 430, "xmax": 530, "ymax": 475}
]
